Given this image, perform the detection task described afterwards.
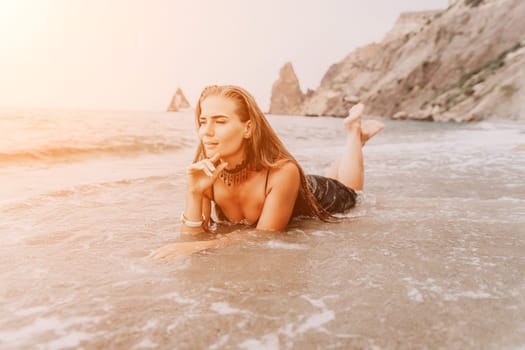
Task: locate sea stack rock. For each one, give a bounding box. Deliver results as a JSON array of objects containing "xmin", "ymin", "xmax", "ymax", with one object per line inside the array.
[
  {"xmin": 167, "ymin": 88, "xmax": 191, "ymax": 112},
  {"xmin": 268, "ymin": 62, "xmax": 304, "ymax": 115}
]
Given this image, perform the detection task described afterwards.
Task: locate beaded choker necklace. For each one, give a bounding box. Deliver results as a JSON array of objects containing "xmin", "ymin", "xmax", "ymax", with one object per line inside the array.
[{"xmin": 219, "ymin": 159, "xmax": 248, "ymax": 186}]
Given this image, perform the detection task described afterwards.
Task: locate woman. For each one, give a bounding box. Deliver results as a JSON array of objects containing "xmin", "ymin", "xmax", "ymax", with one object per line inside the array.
[{"xmin": 152, "ymin": 85, "xmax": 383, "ymax": 258}]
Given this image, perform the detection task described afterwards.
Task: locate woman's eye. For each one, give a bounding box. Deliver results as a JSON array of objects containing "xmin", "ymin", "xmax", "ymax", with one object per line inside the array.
[{"xmin": 216, "ymin": 119, "xmax": 226, "ymax": 124}]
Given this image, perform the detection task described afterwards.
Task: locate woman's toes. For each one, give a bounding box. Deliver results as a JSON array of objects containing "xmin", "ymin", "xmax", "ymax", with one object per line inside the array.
[
  {"xmin": 344, "ymin": 103, "xmax": 364, "ymax": 130},
  {"xmin": 361, "ymin": 120, "xmax": 385, "ymax": 144}
]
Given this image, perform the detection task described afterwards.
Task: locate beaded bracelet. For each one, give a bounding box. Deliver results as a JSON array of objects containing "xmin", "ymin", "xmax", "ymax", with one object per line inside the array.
[{"xmin": 180, "ymin": 212, "xmax": 204, "ymax": 228}]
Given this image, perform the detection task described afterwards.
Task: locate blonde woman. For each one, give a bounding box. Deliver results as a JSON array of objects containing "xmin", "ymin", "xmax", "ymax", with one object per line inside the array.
[{"xmin": 153, "ymin": 85, "xmax": 383, "ymax": 258}]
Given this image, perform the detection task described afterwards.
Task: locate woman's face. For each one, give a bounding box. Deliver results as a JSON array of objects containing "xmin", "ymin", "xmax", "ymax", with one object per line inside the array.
[{"xmin": 198, "ymin": 95, "xmax": 250, "ymax": 161}]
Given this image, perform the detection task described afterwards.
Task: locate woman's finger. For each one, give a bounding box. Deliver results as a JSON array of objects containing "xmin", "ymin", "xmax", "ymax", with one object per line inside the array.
[
  {"xmin": 210, "ymin": 161, "xmax": 229, "ymax": 180},
  {"xmin": 187, "ymin": 155, "xmax": 223, "ymax": 178},
  {"xmin": 198, "ymin": 163, "xmax": 213, "ymax": 177},
  {"xmin": 202, "ymin": 159, "xmax": 216, "ymax": 172},
  {"xmin": 188, "ymin": 161, "xmax": 213, "ymax": 177},
  {"xmin": 209, "ymin": 153, "xmax": 221, "ymax": 164}
]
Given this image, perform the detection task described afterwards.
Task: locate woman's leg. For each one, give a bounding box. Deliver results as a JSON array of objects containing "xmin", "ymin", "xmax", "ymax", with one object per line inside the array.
[{"xmin": 325, "ymin": 103, "xmax": 384, "ymax": 190}]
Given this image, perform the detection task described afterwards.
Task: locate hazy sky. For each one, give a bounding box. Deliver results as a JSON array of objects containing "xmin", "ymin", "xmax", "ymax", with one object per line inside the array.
[{"xmin": 0, "ymin": 0, "xmax": 448, "ymax": 111}]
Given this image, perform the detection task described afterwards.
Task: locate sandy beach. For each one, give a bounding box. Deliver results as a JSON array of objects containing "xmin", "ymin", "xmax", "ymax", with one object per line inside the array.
[{"xmin": 1, "ymin": 108, "xmax": 524, "ymax": 349}]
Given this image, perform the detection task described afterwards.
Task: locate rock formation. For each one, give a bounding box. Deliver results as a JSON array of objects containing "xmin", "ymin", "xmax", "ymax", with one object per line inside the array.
[
  {"xmin": 167, "ymin": 88, "xmax": 191, "ymax": 112},
  {"xmin": 268, "ymin": 62, "xmax": 304, "ymax": 115},
  {"xmin": 382, "ymin": 10, "xmax": 441, "ymax": 43},
  {"xmin": 273, "ymin": 0, "xmax": 525, "ymax": 121}
]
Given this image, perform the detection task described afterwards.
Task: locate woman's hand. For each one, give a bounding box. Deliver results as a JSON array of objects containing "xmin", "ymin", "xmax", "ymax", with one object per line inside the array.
[
  {"xmin": 150, "ymin": 240, "xmax": 220, "ymax": 259},
  {"xmin": 186, "ymin": 153, "xmax": 228, "ymax": 194}
]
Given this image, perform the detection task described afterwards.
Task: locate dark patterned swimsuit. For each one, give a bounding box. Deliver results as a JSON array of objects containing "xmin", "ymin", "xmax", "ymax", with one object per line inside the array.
[
  {"xmin": 292, "ymin": 175, "xmax": 357, "ymax": 217},
  {"xmin": 212, "ymin": 171, "xmax": 357, "ymax": 223}
]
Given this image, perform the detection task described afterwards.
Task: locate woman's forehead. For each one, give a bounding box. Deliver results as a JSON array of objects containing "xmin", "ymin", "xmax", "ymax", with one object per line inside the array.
[{"xmin": 200, "ymin": 95, "xmax": 238, "ymax": 117}]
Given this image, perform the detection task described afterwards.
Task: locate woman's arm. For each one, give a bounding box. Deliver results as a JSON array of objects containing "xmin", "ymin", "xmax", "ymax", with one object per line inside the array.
[
  {"xmin": 180, "ymin": 191, "xmax": 212, "ymax": 234},
  {"xmin": 150, "ymin": 238, "xmax": 221, "ymax": 259},
  {"xmin": 151, "ymin": 154, "xmax": 228, "ymax": 259},
  {"xmin": 256, "ymin": 162, "xmax": 301, "ymax": 231},
  {"xmin": 150, "ymin": 228, "xmax": 248, "ymax": 259},
  {"xmin": 152, "ymin": 196, "xmax": 214, "ymax": 259},
  {"xmin": 180, "ymin": 153, "xmax": 227, "ymax": 234}
]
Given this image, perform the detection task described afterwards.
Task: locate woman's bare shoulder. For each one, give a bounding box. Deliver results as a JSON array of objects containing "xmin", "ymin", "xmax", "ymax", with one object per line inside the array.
[{"xmin": 268, "ymin": 160, "xmax": 300, "ymax": 188}]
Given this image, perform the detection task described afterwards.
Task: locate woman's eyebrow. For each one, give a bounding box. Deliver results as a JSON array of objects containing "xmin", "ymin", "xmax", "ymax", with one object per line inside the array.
[{"xmin": 199, "ymin": 114, "xmax": 229, "ymax": 119}]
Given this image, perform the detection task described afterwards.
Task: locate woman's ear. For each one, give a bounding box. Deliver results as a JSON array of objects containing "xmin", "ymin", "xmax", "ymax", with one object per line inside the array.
[{"xmin": 244, "ymin": 120, "xmax": 252, "ymax": 138}]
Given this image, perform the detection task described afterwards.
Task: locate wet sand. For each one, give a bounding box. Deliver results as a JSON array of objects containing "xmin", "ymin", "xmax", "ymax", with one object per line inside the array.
[{"xmin": 1, "ymin": 110, "xmax": 524, "ymax": 349}]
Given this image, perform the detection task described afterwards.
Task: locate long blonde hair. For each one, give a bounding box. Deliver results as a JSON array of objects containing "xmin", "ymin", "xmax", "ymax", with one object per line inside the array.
[{"xmin": 194, "ymin": 85, "xmax": 332, "ymax": 221}]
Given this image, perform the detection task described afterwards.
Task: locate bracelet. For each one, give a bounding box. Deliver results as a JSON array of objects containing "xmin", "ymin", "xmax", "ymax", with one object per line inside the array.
[{"xmin": 180, "ymin": 212, "xmax": 204, "ymax": 228}]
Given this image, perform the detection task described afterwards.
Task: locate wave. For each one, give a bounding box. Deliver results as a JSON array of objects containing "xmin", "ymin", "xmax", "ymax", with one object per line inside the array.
[
  {"xmin": 0, "ymin": 139, "xmax": 192, "ymax": 164},
  {"xmin": 0, "ymin": 174, "xmax": 177, "ymax": 212}
]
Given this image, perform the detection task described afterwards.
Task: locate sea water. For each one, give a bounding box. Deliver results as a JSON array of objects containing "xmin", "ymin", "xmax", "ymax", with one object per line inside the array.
[{"xmin": 1, "ymin": 108, "xmax": 524, "ymax": 349}]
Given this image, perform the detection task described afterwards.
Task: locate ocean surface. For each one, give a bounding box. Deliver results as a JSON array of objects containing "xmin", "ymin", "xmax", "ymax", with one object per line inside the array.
[{"xmin": 1, "ymin": 107, "xmax": 524, "ymax": 349}]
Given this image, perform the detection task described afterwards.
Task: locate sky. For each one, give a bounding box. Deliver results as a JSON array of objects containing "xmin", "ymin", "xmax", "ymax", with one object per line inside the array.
[{"xmin": 0, "ymin": 0, "xmax": 448, "ymax": 112}]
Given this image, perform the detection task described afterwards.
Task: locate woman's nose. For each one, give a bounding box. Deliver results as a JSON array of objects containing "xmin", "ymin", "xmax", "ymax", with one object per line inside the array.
[{"xmin": 200, "ymin": 122, "xmax": 214, "ymax": 136}]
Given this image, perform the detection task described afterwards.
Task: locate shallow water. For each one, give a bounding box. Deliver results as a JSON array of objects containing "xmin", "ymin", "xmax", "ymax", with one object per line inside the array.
[{"xmin": 1, "ymin": 108, "xmax": 524, "ymax": 349}]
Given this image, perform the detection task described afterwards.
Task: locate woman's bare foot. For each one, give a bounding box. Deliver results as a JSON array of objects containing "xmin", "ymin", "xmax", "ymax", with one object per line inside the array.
[
  {"xmin": 344, "ymin": 103, "xmax": 384, "ymax": 145},
  {"xmin": 361, "ymin": 120, "xmax": 384, "ymax": 145},
  {"xmin": 344, "ymin": 103, "xmax": 364, "ymax": 132}
]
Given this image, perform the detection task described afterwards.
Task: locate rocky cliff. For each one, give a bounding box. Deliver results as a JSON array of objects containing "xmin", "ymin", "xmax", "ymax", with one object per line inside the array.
[
  {"xmin": 268, "ymin": 62, "xmax": 305, "ymax": 115},
  {"xmin": 273, "ymin": 0, "xmax": 525, "ymax": 121},
  {"xmin": 382, "ymin": 10, "xmax": 440, "ymax": 43}
]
